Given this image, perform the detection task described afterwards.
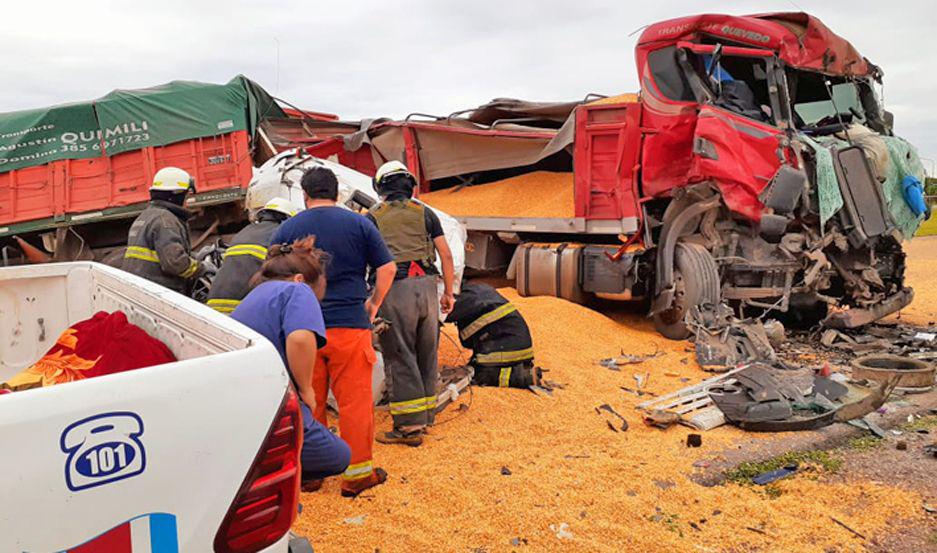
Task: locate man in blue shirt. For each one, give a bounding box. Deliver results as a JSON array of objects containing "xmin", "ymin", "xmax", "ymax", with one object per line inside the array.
[{"xmin": 271, "ymin": 166, "xmax": 396, "ymax": 497}]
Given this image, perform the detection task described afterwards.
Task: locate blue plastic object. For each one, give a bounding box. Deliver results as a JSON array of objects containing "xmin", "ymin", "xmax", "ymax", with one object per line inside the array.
[{"xmin": 902, "ymin": 175, "xmax": 927, "ymax": 217}]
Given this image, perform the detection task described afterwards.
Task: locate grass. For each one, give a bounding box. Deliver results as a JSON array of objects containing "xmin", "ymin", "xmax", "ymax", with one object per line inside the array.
[
  {"xmin": 899, "ymin": 415, "xmax": 937, "ymax": 432},
  {"xmin": 844, "ymin": 435, "xmax": 884, "ymax": 451},
  {"xmin": 725, "ymin": 450, "xmax": 843, "ymax": 485},
  {"xmin": 648, "ymin": 510, "xmax": 683, "ymax": 537},
  {"xmin": 915, "ymin": 215, "xmax": 937, "ymax": 237}
]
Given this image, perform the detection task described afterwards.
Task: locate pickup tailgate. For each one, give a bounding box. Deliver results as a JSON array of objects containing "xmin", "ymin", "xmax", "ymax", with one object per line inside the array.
[{"xmin": 0, "ymin": 263, "xmax": 293, "ymax": 552}]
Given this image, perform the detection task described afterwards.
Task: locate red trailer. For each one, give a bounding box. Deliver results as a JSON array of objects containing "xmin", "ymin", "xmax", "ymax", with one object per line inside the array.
[{"xmin": 0, "ymin": 76, "xmax": 287, "ymax": 262}]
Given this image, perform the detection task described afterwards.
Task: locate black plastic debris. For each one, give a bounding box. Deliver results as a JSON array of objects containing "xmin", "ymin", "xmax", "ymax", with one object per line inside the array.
[
  {"xmin": 686, "ymin": 434, "xmax": 703, "ymax": 448},
  {"xmin": 596, "ymin": 403, "xmax": 629, "ymax": 432}
]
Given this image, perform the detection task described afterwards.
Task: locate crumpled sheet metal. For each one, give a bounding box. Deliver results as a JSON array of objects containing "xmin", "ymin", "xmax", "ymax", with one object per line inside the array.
[
  {"xmin": 708, "ymin": 365, "xmax": 894, "ymax": 432},
  {"xmin": 690, "ymin": 305, "xmax": 779, "ymax": 372}
]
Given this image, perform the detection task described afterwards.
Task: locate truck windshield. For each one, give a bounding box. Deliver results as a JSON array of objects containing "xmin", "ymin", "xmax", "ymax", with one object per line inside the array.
[
  {"xmin": 795, "ymin": 82, "xmax": 863, "ymax": 126},
  {"xmin": 789, "ymin": 70, "xmax": 866, "ymax": 129}
]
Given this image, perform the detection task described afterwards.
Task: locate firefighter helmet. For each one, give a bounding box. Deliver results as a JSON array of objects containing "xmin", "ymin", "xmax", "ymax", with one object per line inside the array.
[
  {"xmin": 373, "ymin": 160, "xmax": 413, "ymax": 194},
  {"xmin": 260, "ymin": 197, "xmax": 300, "ymax": 218},
  {"xmin": 150, "ymin": 167, "xmax": 195, "ymax": 193}
]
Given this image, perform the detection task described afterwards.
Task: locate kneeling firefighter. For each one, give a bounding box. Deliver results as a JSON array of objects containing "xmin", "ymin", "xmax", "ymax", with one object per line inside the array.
[
  {"xmin": 123, "ymin": 167, "xmax": 202, "ymax": 294},
  {"xmin": 207, "ymin": 197, "xmax": 299, "ymax": 313},
  {"xmin": 448, "ymin": 282, "xmax": 540, "ymax": 388},
  {"xmin": 368, "ymin": 161, "xmax": 456, "ymax": 447}
]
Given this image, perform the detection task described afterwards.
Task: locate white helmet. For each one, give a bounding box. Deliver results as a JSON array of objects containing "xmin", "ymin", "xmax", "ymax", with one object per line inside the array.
[
  {"xmin": 260, "ymin": 196, "xmax": 300, "ymax": 218},
  {"xmin": 373, "ymin": 160, "xmax": 415, "ymax": 194},
  {"xmin": 150, "ymin": 166, "xmax": 194, "ymax": 193}
]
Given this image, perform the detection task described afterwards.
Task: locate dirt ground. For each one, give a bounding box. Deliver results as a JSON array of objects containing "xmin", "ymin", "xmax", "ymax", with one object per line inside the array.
[
  {"xmin": 824, "ymin": 426, "xmax": 937, "ymax": 552},
  {"xmin": 292, "ymin": 237, "xmax": 937, "ymax": 552}
]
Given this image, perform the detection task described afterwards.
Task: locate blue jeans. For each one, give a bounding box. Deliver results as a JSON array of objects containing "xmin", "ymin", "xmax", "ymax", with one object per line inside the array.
[{"xmin": 300, "ymin": 403, "xmax": 351, "ymax": 480}]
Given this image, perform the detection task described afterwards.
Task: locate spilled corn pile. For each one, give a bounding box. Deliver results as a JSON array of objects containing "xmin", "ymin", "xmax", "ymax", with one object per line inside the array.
[
  {"xmin": 293, "ymin": 284, "xmax": 927, "ymax": 552},
  {"xmin": 419, "ymin": 171, "xmax": 575, "ymax": 218}
]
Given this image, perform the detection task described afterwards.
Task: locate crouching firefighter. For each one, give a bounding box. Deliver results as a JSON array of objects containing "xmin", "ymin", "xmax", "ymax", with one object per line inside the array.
[
  {"xmin": 207, "ymin": 197, "xmax": 299, "ymax": 313},
  {"xmin": 123, "ymin": 167, "xmax": 202, "ymax": 294},
  {"xmin": 448, "ymin": 282, "xmax": 540, "ymax": 388},
  {"xmin": 368, "ymin": 161, "xmax": 456, "ymax": 447}
]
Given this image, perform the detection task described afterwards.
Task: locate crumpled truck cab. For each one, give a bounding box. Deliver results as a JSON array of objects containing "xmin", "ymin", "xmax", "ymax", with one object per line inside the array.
[{"xmin": 630, "ymin": 12, "xmax": 924, "ymax": 337}]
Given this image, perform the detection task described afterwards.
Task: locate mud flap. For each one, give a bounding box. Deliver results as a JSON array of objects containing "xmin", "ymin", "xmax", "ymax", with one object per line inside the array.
[{"xmin": 823, "ymin": 287, "xmax": 914, "ymax": 329}]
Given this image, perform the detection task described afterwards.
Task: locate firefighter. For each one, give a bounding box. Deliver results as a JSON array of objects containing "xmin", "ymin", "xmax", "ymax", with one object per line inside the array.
[
  {"xmin": 448, "ymin": 282, "xmax": 540, "ymax": 388},
  {"xmin": 207, "ymin": 197, "xmax": 299, "ymax": 314},
  {"xmin": 367, "ymin": 161, "xmax": 456, "ymax": 447},
  {"xmin": 123, "ymin": 167, "xmax": 201, "ymax": 294}
]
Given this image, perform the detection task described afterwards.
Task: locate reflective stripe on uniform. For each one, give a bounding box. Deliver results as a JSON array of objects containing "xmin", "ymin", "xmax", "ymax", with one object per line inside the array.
[
  {"xmin": 180, "ymin": 258, "xmax": 200, "ymax": 278},
  {"xmin": 124, "ymin": 246, "xmax": 160, "ymax": 263},
  {"xmin": 389, "ymin": 396, "xmax": 437, "ymax": 416},
  {"xmin": 475, "ymin": 347, "xmax": 534, "ymax": 365},
  {"xmin": 389, "ymin": 396, "xmax": 431, "ymax": 416},
  {"xmin": 459, "ymin": 303, "xmax": 518, "ymax": 341},
  {"xmin": 207, "ymin": 298, "xmax": 241, "ymax": 313},
  {"xmin": 342, "ymin": 460, "xmax": 374, "ymax": 481},
  {"xmin": 223, "ymin": 244, "xmax": 268, "ymax": 261},
  {"xmin": 498, "ymin": 367, "xmax": 512, "ymax": 387}
]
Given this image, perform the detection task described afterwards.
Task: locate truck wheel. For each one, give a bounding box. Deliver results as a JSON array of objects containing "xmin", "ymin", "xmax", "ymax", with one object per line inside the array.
[{"xmin": 653, "ymin": 242, "xmax": 720, "ymax": 340}]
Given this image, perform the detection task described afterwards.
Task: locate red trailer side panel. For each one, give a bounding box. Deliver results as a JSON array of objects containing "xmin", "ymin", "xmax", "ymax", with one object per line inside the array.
[
  {"xmin": 573, "ymin": 103, "xmax": 642, "ymax": 221},
  {"xmin": 0, "ymin": 131, "xmax": 252, "ymax": 227}
]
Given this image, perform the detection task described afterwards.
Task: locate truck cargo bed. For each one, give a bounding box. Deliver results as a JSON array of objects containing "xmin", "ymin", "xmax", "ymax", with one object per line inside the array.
[{"xmin": 0, "ymin": 262, "xmax": 293, "ymax": 552}]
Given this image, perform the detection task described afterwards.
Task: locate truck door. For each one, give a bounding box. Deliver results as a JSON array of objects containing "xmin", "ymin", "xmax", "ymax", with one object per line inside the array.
[
  {"xmin": 692, "ymin": 104, "xmax": 787, "ymax": 221},
  {"xmin": 685, "ymin": 45, "xmax": 793, "ymax": 221}
]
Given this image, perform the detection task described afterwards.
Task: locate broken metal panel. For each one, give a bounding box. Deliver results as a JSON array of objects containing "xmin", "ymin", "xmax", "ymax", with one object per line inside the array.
[
  {"xmin": 832, "ymin": 146, "xmax": 894, "ymax": 247},
  {"xmin": 823, "ymin": 287, "xmax": 914, "ymax": 329}
]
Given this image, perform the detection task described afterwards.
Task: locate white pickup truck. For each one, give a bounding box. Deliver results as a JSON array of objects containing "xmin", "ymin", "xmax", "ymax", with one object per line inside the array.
[{"xmin": 0, "ymin": 262, "xmax": 310, "ymax": 552}]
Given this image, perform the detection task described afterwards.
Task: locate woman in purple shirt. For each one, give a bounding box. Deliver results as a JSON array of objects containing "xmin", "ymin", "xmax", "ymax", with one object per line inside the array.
[{"xmin": 232, "ymin": 236, "xmax": 350, "ymax": 491}]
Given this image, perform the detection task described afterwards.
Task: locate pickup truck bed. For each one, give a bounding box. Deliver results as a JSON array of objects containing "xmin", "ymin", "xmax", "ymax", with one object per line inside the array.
[{"xmin": 0, "ymin": 262, "xmax": 299, "ymax": 552}]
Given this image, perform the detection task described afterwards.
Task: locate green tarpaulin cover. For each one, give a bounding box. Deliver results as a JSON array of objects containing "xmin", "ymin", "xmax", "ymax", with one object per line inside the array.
[{"xmin": 0, "ymin": 75, "xmax": 283, "ymax": 173}]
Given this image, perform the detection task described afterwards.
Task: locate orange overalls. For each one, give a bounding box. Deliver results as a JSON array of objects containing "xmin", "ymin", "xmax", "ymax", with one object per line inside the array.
[{"xmin": 311, "ymin": 327, "xmax": 379, "ymax": 494}]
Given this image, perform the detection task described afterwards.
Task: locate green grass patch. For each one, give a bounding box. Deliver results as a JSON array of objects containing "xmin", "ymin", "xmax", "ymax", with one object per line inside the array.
[
  {"xmin": 844, "ymin": 435, "xmax": 883, "ymax": 451},
  {"xmin": 899, "ymin": 415, "xmax": 937, "ymax": 432},
  {"xmin": 725, "ymin": 450, "xmax": 843, "ymax": 485},
  {"xmin": 647, "ymin": 511, "xmax": 683, "ymax": 537},
  {"xmin": 930, "ymin": 530, "xmax": 937, "ymax": 545},
  {"xmin": 915, "ymin": 215, "xmax": 937, "ymax": 237}
]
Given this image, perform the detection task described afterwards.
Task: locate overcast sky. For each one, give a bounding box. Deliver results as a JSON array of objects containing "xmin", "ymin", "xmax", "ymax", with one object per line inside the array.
[{"xmin": 4, "ymin": 0, "xmax": 936, "ymax": 171}]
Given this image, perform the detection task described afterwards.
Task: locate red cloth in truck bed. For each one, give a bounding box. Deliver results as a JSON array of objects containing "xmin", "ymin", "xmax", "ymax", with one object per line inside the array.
[{"xmin": 2, "ymin": 311, "xmax": 176, "ymax": 391}]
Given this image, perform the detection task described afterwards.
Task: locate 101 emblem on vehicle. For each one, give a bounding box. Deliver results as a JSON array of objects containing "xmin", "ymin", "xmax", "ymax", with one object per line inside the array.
[{"xmin": 61, "ymin": 412, "xmax": 146, "ymax": 492}]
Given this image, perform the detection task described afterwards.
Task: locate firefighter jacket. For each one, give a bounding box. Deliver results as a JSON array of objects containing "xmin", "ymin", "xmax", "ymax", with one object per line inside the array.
[
  {"xmin": 369, "ymin": 199, "xmax": 436, "ymax": 268},
  {"xmin": 122, "ymin": 200, "xmax": 199, "ymax": 293},
  {"xmin": 448, "ymin": 282, "xmax": 534, "ymax": 368},
  {"xmin": 206, "ymin": 216, "xmax": 281, "ymax": 313}
]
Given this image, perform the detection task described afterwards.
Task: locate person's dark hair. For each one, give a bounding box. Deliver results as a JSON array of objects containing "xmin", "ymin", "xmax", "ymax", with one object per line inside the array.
[
  {"xmin": 150, "ymin": 189, "xmax": 187, "ymax": 206},
  {"xmin": 300, "ymin": 166, "xmax": 339, "ymax": 201},
  {"xmin": 249, "ymin": 236, "xmax": 328, "ymax": 288}
]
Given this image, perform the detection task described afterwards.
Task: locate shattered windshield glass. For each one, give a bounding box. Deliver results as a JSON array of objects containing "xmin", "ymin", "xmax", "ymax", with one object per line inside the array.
[{"xmin": 794, "ymin": 82, "xmax": 864, "ymax": 126}]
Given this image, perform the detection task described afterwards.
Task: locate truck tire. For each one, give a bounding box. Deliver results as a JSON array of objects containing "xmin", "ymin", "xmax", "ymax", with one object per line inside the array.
[{"xmin": 653, "ymin": 242, "xmax": 720, "ymax": 340}]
